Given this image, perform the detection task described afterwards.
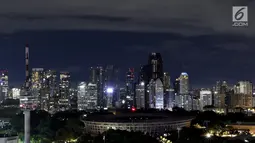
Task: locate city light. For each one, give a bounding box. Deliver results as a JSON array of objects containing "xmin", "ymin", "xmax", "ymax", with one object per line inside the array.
[
  {"xmin": 131, "ymin": 107, "xmax": 136, "ymax": 112},
  {"xmin": 106, "ymin": 88, "xmax": 114, "ymax": 93},
  {"xmin": 141, "ymin": 82, "xmax": 145, "ymax": 86}
]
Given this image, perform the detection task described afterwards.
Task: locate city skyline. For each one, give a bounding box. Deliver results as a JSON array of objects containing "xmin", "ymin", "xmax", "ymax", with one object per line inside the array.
[{"xmin": 0, "ymin": 0, "xmax": 255, "ymax": 87}]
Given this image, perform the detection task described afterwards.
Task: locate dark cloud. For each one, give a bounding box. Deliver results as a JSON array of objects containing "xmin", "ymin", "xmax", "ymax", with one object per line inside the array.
[{"xmin": 0, "ymin": 0, "xmax": 254, "ymax": 36}]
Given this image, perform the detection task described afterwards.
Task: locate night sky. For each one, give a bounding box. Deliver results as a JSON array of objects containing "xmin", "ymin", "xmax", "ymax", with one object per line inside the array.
[{"xmin": 0, "ymin": 0, "xmax": 255, "ymax": 88}]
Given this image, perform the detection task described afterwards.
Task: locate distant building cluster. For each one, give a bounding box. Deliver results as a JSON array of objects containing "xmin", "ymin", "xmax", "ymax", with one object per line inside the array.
[{"xmin": 1, "ymin": 52, "xmax": 255, "ymax": 113}]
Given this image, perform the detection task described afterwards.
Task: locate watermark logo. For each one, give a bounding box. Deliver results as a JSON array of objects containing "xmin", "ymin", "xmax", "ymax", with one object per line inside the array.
[{"xmin": 232, "ymin": 6, "xmax": 248, "ymax": 27}]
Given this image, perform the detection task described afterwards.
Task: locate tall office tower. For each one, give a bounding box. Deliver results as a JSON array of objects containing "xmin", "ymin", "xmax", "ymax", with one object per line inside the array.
[
  {"xmin": 106, "ymin": 87, "xmax": 114, "ymax": 108},
  {"xmin": 139, "ymin": 65, "xmax": 151, "ymax": 109},
  {"xmin": 59, "ymin": 72, "xmax": 70, "ymax": 111},
  {"xmin": 173, "ymin": 78, "xmax": 180, "ymax": 95},
  {"xmin": 69, "ymin": 88, "xmax": 77, "ymax": 110},
  {"xmin": 11, "ymin": 88, "xmax": 21, "ymax": 99},
  {"xmin": 147, "ymin": 78, "xmax": 164, "ymax": 109},
  {"xmin": 179, "ymin": 72, "xmax": 189, "ymax": 95},
  {"xmin": 234, "ymin": 81, "xmax": 253, "ymax": 95},
  {"xmin": 105, "ymin": 65, "xmax": 119, "ymax": 107},
  {"xmin": 231, "ymin": 81, "xmax": 253, "ymax": 108},
  {"xmin": 148, "ymin": 53, "xmax": 163, "ymax": 81},
  {"xmin": 199, "ymin": 90, "xmax": 212, "ymax": 110},
  {"xmin": 77, "ymin": 82, "xmax": 86, "ymax": 110},
  {"xmin": 86, "ymin": 83, "xmax": 97, "ymax": 109},
  {"xmin": 163, "ymin": 72, "xmax": 171, "ymax": 108},
  {"xmin": 119, "ymin": 87, "xmax": 126, "ymax": 108},
  {"xmin": 215, "ymin": 81, "xmax": 228, "ymax": 94},
  {"xmin": 135, "ymin": 81, "xmax": 145, "ymax": 109},
  {"xmin": 31, "ymin": 68, "xmax": 44, "ymax": 110},
  {"xmin": 89, "ymin": 67, "xmax": 105, "ymax": 108},
  {"xmin": 125, "ymin": 68, "xmax": 135, "ymax": 108},
  {"xmin": 43, "ymin": 70, "xmax": 57, "ymax": 112},
  {"xmin": 0, "ymin": 70, "xmax": 8, "ymax": 101},
  {"xmin": 214, "ymin": 93, "xmax": 226, "ymax": 108}
]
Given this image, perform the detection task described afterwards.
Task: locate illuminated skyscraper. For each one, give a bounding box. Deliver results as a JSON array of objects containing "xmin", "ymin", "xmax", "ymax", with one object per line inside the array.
[
  {"xmin": 89, "ymin": 67, "xmax": 105, "ymax": 108},
  {"xmin": 136, "ymin": 81, "xmax": 145, "ymax": 109},
  {"xmin": 126, "ymin": 68, "xmax": 135, "ymax": 108},
  {"xmin": 77, "ymin": 82, "xmax": 87, "ymax": 110},
  {"xmin": 59, "ymin": 72, "xmax": 70, "ymax": 110},
  {"xmin": 0, "ymin": 70, "xmax": 8, "ymax": 101},
  {"xmin": 148, "ymin": 53, "xmax": 163, "ymax": 81},
  {"xmin": 179, "ymin": 72, "xmax": 189, "ymax": 95},
  {"xmin": 200, "ymin": 90, "xmax": 212, "ymax": 110},
  {"xmin": 163, "ymin": 72, "xmax": 171, "ymax": 108},
  {"xmin": 11, "ymin": 88, "xmax": 21, "ymax": 99},
  {"xmin": 86, "ymin": 83, "xmax": 97, "ymax": 109},
  {"xmin": 31, "ymin": 68, "xmax": 44, "ymax": 109},
  {"xmin": 147, "ymin": 78, "xmax": 164, "ymax": 109},
  {"xmin": 43, "ymin": 70, "xmax": 57, "ymax": 112},
  {"xmin": 232, "ymin": 81, "xmax": 253, "ymax": 108},
  {"xmin": 234, "ymin": 81, "xmax": 253, "ymax": 95},
  {"xmin": 105, "ymin": 65, "xmax": 119, "ymax": 107}
]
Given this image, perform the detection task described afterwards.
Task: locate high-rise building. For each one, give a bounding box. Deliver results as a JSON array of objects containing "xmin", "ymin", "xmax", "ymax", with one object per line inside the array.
[
  {"xmin": 139, "ymin": 65, "xmax": 151, "ymax": 109},
  {"xmin": 43, "ymin": 70, "xmax": 58, "ymax": 112},
  {"xmin": 200, "ymin": 90, "xmax": 212, "ymax": 110},
  {"xmin": 31, "ymin": 68, "xmax": 44, "ymax": 110},
  {"xmin": 173, "ymin": 78, "xmax": 180, "ymax": 95},
  {"xmin": 86, "ymin": 83, "xmax": 97, "ymax": 109},
  {"xmin": 148, "ymin": 53, "xmax": 163, "ymax": 81},
  {"xmin": 126, "ymin": 68, "xmax": 135, "ymax": 108},
  {"xmin": 231, "ymin": 81, "xmax": 253, "ymax": 108},
  {"xmin": 147, "ymin": 78, "xmax": 164, "ymax": 109},
  {"xmin": 77, "ymin": 82, "xmax": 97, "ymax": 110},
  {"xmin": 135, "ymin": 81, "xmax": 145, "ymax": 109},
  {"xmin": 215, "ymin": 81, "xmax": 228, "ymax": 94},
  {"xmin": 77, "ymin": 82, "xmax": 86, "ymax": 110},
  {"xmin": 105, "ymin": 65, "xmax": 119, "ymax": 107},
  {"xmin": 69, "ymin": 88, "xmax": 77, "ymax": 110},
  {"xmin": 234, "ymin": 81, "xmax": 253, "ymax": 95},
  {"xmin": 163, "ymin": 72, "xmax": 171, "ymax": 108},
  {"xmin": 179, "ymin": 72, "xmax": 189, "ymax": 95},
  {"xmin": 0, "ymin": 70, "xmax": 8, "ymax": 101},
  {"xmin": 89, "ymin": 67, "xmax": 105, "ymax": 108},
  {"xmin": 11, "ymin": 88, "xmax": 21, "ymax": 99},
  {"xmin": 59, "ymin": 72, "xmax": 70, "ymax": 110}
]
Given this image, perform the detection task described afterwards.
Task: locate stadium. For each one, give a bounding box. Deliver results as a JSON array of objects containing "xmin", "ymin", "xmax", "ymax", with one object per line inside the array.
[{"xmin": 82, "ymin": 112, "xmax": 193, "ymax": 135}]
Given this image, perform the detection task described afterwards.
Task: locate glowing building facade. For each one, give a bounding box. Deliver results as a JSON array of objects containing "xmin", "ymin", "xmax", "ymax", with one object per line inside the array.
[
  {"xmin": 126, "ymin": 68, "xmax": 135, "ymax": 108},
  {"xmin": 135, "ymin": 82, "xmax": 145, "ymax": 109},
  {"xmin": 0, "ymin": 70, "xmax": 8, "ymax": 101},
  {"xmin": 179, "ymin": 72, "xmax": 189, "ymax": 95},
  {"xmin": 77, "ymin": 82, "xmax": 87, "ymax": 110},
  {"xmin": 31, "ymin": 68, "xmax": 44, "ymax": 109},
  {"xmin": 147, "ymin": 79, "xmax": 164, "ymax": 109},
  {"xmin": 11, "ymin": 88, "xmax": 20, "ymax": 99},
  {"xmin": 200, "ymin": 90, "xmax": 212, "ymax": 110},
  {"xmin": 59, "ymin": 72, "xmax": 70, "ymax": 110}
]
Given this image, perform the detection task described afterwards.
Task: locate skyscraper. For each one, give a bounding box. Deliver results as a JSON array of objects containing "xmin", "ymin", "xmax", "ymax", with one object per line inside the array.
[
  {"xmin": 86, "ymin": 83, "xmax": 97, "ymax": 109},
  {"xmin": 148, "ymin": 53, "xmax": 163, "ymax": 81},
  {"xmin": 200, "ymin": 90, "xmax": 212, "ymax": 110},
  {"xmin": 179, "ymin": 72, "xmax": 189, "ymax": 95},
  {"xmin": 147, "ymin": 78, "xmax": 164, "ymax": 109},
  {"xmin": 0, "ymin": 70, "xmax": 8, "ymax": 101},
  {"xmin": 126, "ymin": 68, "xmax": 135, "ymax": 108},
  {"xmin": 89, "ymin": 67, "xmax": 105, "ymax": 108},
  {"xmin": 163, "ymin": 72, "xmax": 171, "ymax": 108},
  {"xmin": 43, "ymin": 70, "xmax": 57, "ymax": 112},
  {"xmin": 77, "ymin": 82, "xmax": 86, "ymax": 110},
  {"xmin": 31, "ymin": 68, "xmax": 44, "ymax": 110},
  {"xmin": 59, "ymin": 72, "xmax": 70, "ymax": 110},
  {"xmin": 135, "ymin": 81, "xmax": 145, "ymax": 109},
  {"xmin": 105, "ymin": 65, "xmax": 119, "ymax": 107}
]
